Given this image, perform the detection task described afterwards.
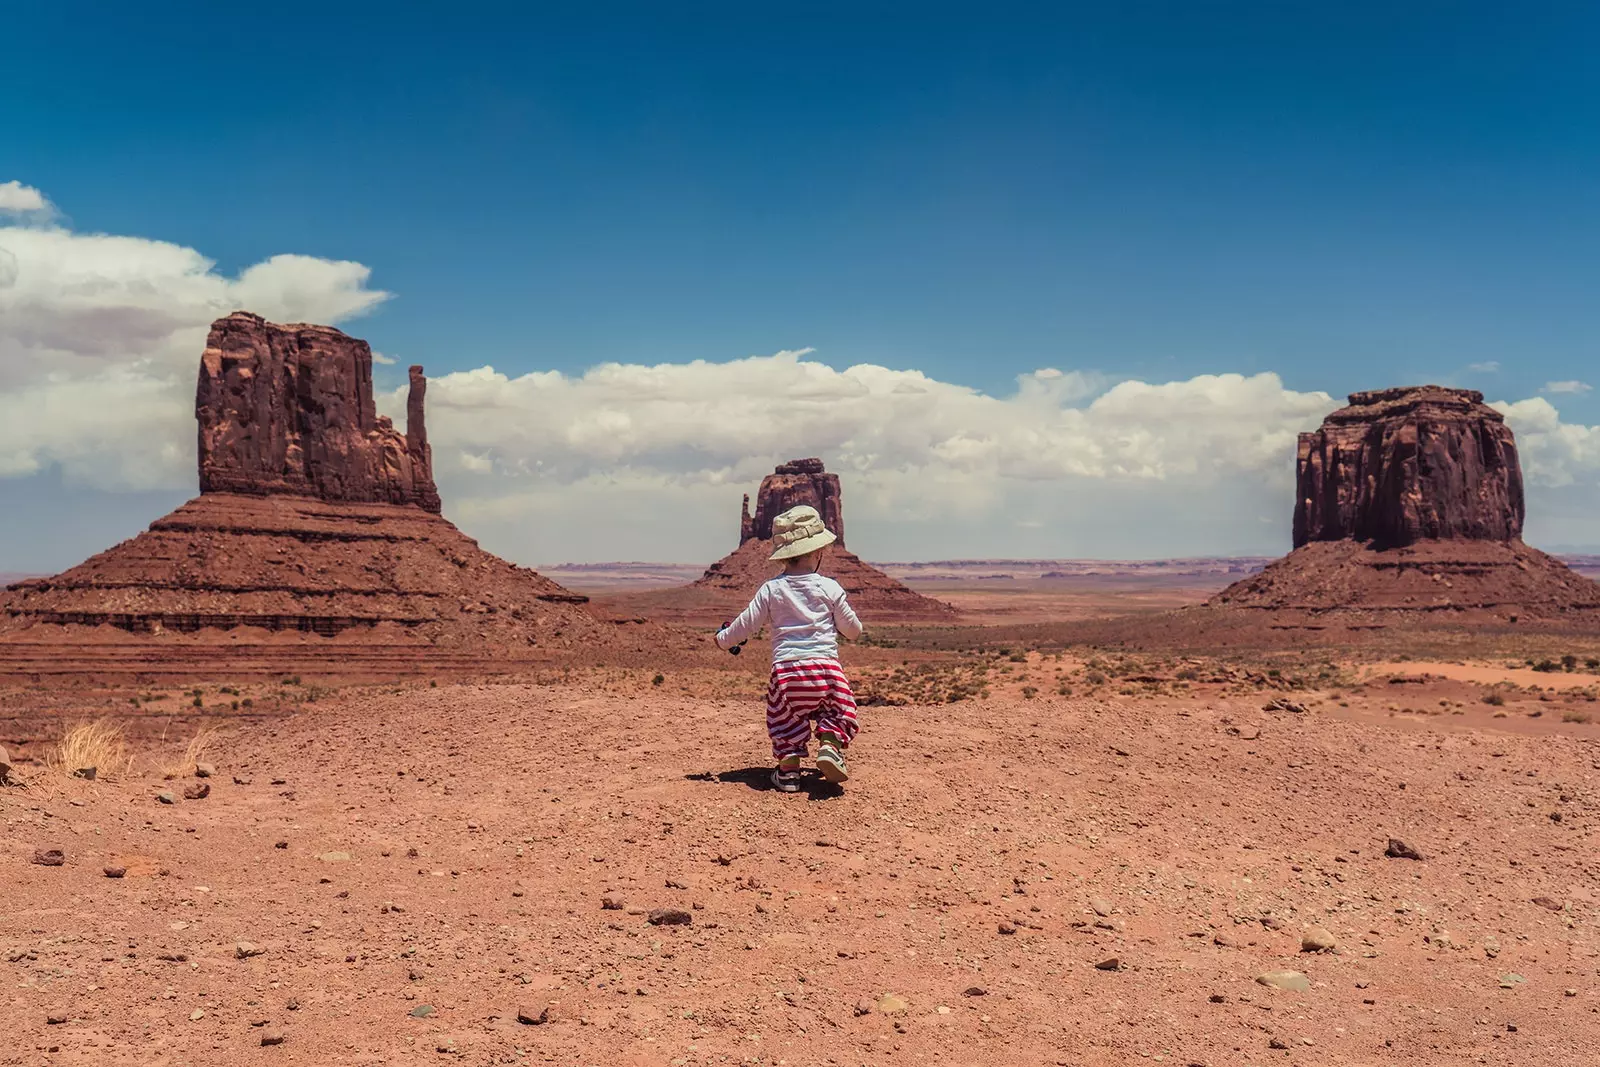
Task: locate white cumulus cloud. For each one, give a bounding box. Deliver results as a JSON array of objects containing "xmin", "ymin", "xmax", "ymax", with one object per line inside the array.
[
  {"xmin": 0, "ymin": 186, "xmax": 389, "ymax": 490},
  {"xmin": 0, "ymin": 180, "xmax": 54, "ymax": 217},
  {"xmin": 1543, "ymin": 380, "xmax": 1593, "ymax": 395}
]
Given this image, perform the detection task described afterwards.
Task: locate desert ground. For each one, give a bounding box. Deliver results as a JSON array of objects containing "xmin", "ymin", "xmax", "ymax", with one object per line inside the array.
[{"xmin": 6, "ymin": 569, "xmax": 1600, "ymax": 1066}]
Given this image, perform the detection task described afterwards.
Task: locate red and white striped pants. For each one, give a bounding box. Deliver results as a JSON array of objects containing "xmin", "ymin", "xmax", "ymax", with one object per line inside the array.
[{"xmin": 766, "ymin": 658, "xmax": 859, "ymax": 759}]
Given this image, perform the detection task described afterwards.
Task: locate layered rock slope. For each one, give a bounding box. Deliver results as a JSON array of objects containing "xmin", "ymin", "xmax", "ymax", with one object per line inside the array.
[
  {"xmin": 1, "ymin": 314, "xmax": 669, "ymax": 675},
  {"xmin": 1213, "ymin": 385, "xmax": 1600, "ymax": 620},
  {"xmin": 697, "ymin": 460, "xmax": 957, "ymax": 621}
]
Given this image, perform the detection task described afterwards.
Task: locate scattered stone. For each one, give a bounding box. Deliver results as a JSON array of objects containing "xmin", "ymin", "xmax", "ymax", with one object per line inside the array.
[
  {"xmin": 1209, "ymin": 994, "xmax": 1225, "ymax": 1003},
  {"xmin": 1088, "ymin": 897, "xmax": 1113, "ymax": 917},
  {"xmin": 156, "ymin": 791, "xmax": 176, "ymax": 805},
  {"xmin": 646, "ymin": 908, "xmax": 692, "ymax": 926},
  {"xmin": 72, "ymin": 766, "xmax": 97, "ymax": 781},
  {"xmin": 516, "ymin": 1006, "xmax": 549, "ymax": 1025},
  {"xmin": 1499, "ymin": 974, "xmax": 1526, "ymax": 989},
  {"xmin": 316, "ymin": 851, "xmax": 353, "ymax": 863},
  {"xmin": 1256, "ymin": 970, "xmax": 1312, "ymax": 993},
  {"xmin": 854, "ymin": 999, "xmax": 873, "ymax": 1017},
  {"xmin": 998, "ymin": 921, "xmax": 1017, "ymax": 935},
  {"xmin": 1094, "ymin": 957, "xmax": 1122, "ymax": 971},
  {"xmin": 183, "ymin": 782, "xmax": 210, "ymax": 801},
  {"xmin": 31, "ymin": 848, "xmax": 65, "ymax": 867},
  {"xmin": 46, "ymin": 1013, "xmax": 67, "ymax": 1025},
  {"xmin": 190, "ymin": 1009, "xmax": 205, "ymax": 1021},
  {"xmin": 1301, "ymin": 927, "xmax": 1337, "ymax": 953},
  {"xmin": 261, "ymin": 1030, "xmax": 285, "ymax": 1046},
  {"xmin": 1531, "ymin": 896, "xmax": 1563, "ymax": 912},
  {"xmin": 410, "ymin": 1004, "xmax": 435, "ymax": 1018},
  {"xmin": 194, "ymin": 761, "xmax": 215, "ymax": 778},
  {"xmin": 274, "ymin": 841, "xmax": 288, "ymax": 849},
  {"xmin": 601, "ymin": 897, "xmax": 624, "ymax": 911},
  {"xmin": 1484, "ymin": 939, "xmax": 1501, "ymax": 959},
  {"xmin": 1507, "ymin": 1022, "xmax": 1518, "ymax": 1032},
  {"xmin": 1264, "ymin": 698, "xmax": 1307, "ymax": 713},
  {"xmin": 1268, "ymin": 1037, "xmax": 1289, "ymax": 1050},
  {"xmin": 286, "ymin": 998, "xmax": 300, "ymax": 1011},
  {"xmin": 236, "ymin": 941, "xmax": 266, "ymax": 959},
  {"xmin": 963, "ymin": 986, "xmax": 987, "ymax": 997},
  {"xmin": 876, "ymin": 993, "xmax": 909, "ymax": 1015},
  {"xmin": 104, "ymin": 866, "xmax": 126, "ymax": 878},
  {"xmin": 1385, "ymin": 838, "xmax": 1424, "ymax": 861},
  {"xmin": 1565, "ymin": 988, "xmax": 1578, "ymax": 997}
]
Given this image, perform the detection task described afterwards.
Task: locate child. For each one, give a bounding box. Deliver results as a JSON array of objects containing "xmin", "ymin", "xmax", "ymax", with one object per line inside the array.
[{"xmin": 717, "ymin": 505, "xmax": 864, "ymax": 792}]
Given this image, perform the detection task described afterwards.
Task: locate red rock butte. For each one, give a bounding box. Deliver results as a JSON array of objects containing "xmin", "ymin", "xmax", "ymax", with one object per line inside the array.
[
  {"xmin": 1213, "ymin": 385, "xmax": 1600, "ymax": 621},
  {"xmin": 699, "ymin": 459, "xmax": 958, "ymax": 621},
  {"xmin": 0, "ymin": 312, "xmax": 682, "ymax": 679}
]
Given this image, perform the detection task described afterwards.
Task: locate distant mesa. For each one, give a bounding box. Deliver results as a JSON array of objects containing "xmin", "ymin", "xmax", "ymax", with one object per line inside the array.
[
  {"xmin": 699, "ymin": 459, "xmax": 957, "ymax": 621},
  {"xmin": 0, "ymin": 312, "xmax": 659, "ymax": 674},
  {"xmin": 1213, "ymin": 385, "xmax": 1600, "ymax": 620}
]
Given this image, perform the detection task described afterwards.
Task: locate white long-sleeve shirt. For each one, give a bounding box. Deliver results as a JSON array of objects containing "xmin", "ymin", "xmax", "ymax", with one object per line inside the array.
[{"xmin": 717, "ymin": 573, "xmax": 864, "ymax": 663}]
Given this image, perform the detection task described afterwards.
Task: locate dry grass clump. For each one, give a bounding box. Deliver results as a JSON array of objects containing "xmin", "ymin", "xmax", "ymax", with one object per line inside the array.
[
  {"xmin": 50, "ymin": 719, "xmax": 131, "ymax": 780},
  {"xmin": 160, "ymin": 724, "xmax": 222, "ymax": 779}
]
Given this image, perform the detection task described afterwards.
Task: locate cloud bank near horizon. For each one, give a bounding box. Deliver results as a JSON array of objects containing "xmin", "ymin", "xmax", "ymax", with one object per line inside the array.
[{"xmin": 4, "ymin": 181, "xmax": 1600, "ymax": 565}]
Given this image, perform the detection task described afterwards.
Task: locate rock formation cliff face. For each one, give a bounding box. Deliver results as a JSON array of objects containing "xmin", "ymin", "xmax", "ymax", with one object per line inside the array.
[
  {"xmin": 741, "ymin": 458, "xmax": 845, "ymax": 547},
  {"xmin": 1293, "ymin": 386, "xmax": 1523, "ymax": 549},
  {"xmin": 196, "ymin": 312, "xmax": 441, "ymax": 512}
]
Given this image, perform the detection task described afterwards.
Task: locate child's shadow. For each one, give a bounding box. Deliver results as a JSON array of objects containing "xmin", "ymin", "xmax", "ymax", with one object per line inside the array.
[{"xmin": 684, "ymin": 767, "xmax": 844, "ymax": 801}]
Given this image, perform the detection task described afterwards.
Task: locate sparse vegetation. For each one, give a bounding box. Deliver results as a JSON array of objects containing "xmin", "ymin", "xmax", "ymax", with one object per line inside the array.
[
  {"xmin": 161, "ymin": 725, "xmax": 221, "ymax": 780},
  {"xmin": 1483, "ymin": 691, "xmax": 1506, "ymax": 706},
  {"xmin": 1563, "ymin": 710, "xmax": 1592, "ymax": 724},
  {"xmin": 50, "ymin": 720, "xmax": 131, "ymax": 779}
]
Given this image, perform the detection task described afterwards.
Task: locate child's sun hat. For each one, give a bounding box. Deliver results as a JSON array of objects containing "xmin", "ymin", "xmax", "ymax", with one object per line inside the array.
[{"xmin": 768, "ymin": 505, "xmax": 838, "ymax": 561}]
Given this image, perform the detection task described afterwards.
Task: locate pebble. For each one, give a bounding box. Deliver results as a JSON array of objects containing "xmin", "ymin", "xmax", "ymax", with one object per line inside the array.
[
  {"xmin": 1094, "ymin": 957, "xmax": 1122, "ymax": 971},
  {"xmin": 182, "ymin": 782, "xmax": 210, "ymax": 801},
  {"xmin": 1301, "ymin": 927, "xmax": 1337, "ymax": 953},
  {"xmin": 46, "ymin": 1013, "xmax": 67, "ymax": 1025},
  {"xmin": 410, "ymin": 1004, "xmax": 435, "ymax": 1018},
  {"xmin": 998, "ymin": 921, "xmax": 1017, "ymax": 935},
  {"xmin": 516, "ymin": 1006, "xmax": 549, "ymax": 1025},
  {"xmin": 236, "ymin": 941, "xmax": 266, "ymax": 959},
  {"xmin": 1256, "ymin": 969, "xmax": 1311, "ymax": 993},
  {"xmin": 963, "ymin": 986, "xmax": 988, "ymax": 997},
  {"xmin": 189, "ymin": 1009, "xmax": 205, "ymax": 1021},
  {"xmin": 1268, "ymin": 1037, "xmax": 1289, "ymax": 1050},
  {"xmin": 854, "ymin": 999, "xmax": 873, "ymax": 1017},
  {"xmin": 647, "ymin": 908, "xmax": 692, "ymax": 926},
  {"xmin": 0, "ymin": 744, "xmax": 11, "ymax": 783},
  {"xmin": 157, "ymin": 791, "xmax": 176, "ymax": 805},
  {"xmin": 103, "ymin": 866, "xmax": 126, "ymax": 878},
  {"xmin": 261, "ymin": 1029, "xmax": 285, "ymax": 1046},
  {"xmin": 1088, "ymin": 897, "xmax": 1113, "ymax": 917},
  {"xmin": 31, "ymin": 848, "xmax": 65, "ymax": 867},
  {"xmin": 1531, "ymin": 896, "xmax": 1563, "ymax": 912},
  {"xmin": 1384, "ymin": 837, "xmax": 1424, "ymax": 861},
  {"xmin": 316, "ymin": 851, "xmax": 353, "ymax": 863},
  {"xmin": 601, "ymin": 896, "xmax": 624, "ymax": 911},
  {"xmin": 195, "ymin": 761, "xmax": 216, "ymax": 778},
  {"xmin": 1499, "ymin": 973, "xmax": 1526, "ymax": 989}
]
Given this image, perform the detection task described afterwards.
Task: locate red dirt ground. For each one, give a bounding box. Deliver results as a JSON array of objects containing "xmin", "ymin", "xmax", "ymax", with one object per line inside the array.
[{"xmin": 5, "ymin": 670, "xmax": 1599, "ymax": 1066}]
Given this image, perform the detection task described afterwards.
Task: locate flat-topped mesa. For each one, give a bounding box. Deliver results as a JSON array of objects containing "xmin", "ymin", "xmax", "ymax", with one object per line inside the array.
[
  {"xmin": 741, "ymin": 458, "xmax": 845, "ymax": 547},
  {"xmin": 1293, "ymin": 385, "xmax": 1524, "ymax": 550},
  {"xmin": 196, "ymin": 312, "xmax": 442, "ymax": 513}
]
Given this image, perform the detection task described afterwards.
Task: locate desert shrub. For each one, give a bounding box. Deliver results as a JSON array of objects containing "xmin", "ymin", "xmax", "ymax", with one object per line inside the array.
[
  {"xmin": 1176, "ymin": 667, "xmax": 1199, "ymax": 681},
  {"xmin": 652, "ymin": 673, "xmax": 665, "ymax": 686},
  {"xmin": 191, "ymin": 696, "xmax": 204, "ymax": 708},
  {"xmin": 1533, "ymin": 660, "xmax": 1561, "ymax": 673},
  {"xmin": 1586, "ymin": 658, "xmax": 1600, "ymax": 670},
  {"xmin": 51, "ymin": 720, "xmax": 131, "ymax": 779},
  {"xmin": 1084, "ymin": 671, "xmax": 1107, "ymax": 686},
  {"xmin": 1021, "ymin": 686, "xmax": 1038, "ymax": 699},
  {"xmin": 1482, "ymin": 691, "xmax": 1506, "ymax": 706},
  {"xmin": 1008, "ymin": 653, "xmax": 1027, "ymax": 663},
  {"xmin": 1563, "ymin": 710, "xmax": 1592, "ymax": 724}
]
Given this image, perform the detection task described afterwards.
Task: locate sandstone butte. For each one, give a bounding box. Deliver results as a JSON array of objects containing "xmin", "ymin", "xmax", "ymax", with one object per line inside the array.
[
  {"xmin": 1211, "ymin": 385, "xmax": 1600, "ymax": 620},
  {"xmin": 698, "ymin": 459, "xmax": 958, "ymax": 621},
  {"xmin": 0, "ymin": 312, "xmax": 688, "ymax": 678}
]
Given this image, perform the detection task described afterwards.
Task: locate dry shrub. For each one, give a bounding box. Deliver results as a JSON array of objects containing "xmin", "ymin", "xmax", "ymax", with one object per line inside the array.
[
  {"xmin": 161, "ymin": 725, "xmax": 222, "ymax": 779},
  {"xmin": 50, "ymin": 720, "xmax": 131, "ymax": 779}
]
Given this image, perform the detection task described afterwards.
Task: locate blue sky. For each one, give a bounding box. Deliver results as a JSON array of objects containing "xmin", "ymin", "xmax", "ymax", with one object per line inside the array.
[{"xmin": 4, "ymin": 2, "xmax": 1600, "ymax": 567}]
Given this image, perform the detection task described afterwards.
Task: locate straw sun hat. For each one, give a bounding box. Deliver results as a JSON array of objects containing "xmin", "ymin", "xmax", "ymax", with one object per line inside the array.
[{"xmin": 768, "ymin": 505, "xmax": 838, "ymax": 561}]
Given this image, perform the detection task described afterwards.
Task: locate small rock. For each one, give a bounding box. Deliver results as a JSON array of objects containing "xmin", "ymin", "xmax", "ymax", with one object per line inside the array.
[
  {"xmin": 72, "ymin": 766, "xmax": 97, "ymax": 781},
  {"xmin": 0, "ymin": 744, "xmax": 11, "ymax": 784},
  {"xmin": 1506, "ymin": 1022, "xmax": 1518, "ymax": 1033},
  {"xmin": 31, "ymin": 848, "xmax": 65, "ymax": 867},
  {"xmin": 876, "ymin": 993, "xmax": 909, "ymax": 1015},
  {"xmin": 1565, "ymin": 988, "xmax": 1578, "ymax": 997},
  {"xmin": 1484, "ymin": 939, "xmax": 1501, "ymax": 959},
  {"xmin": 1268, "ymin": 1037, "xmax": 1289, "ymax": 1050},
  {"xmin": 190, "ymin": 1009, "xmax": 205, "ymax": 1021},
  {"xmin": 1301, "ymin": 927, "xmax": 1337, "ymax": 953},
  {"xmin": 963, "ymin": 986, "xmax": 987, "ymax": 997},
  {"xmin": 236, "ymin": 941, "xmax": 266, "ymax": 959},
  {"xmin": 410, "ymin": 1004, "xmax": 435, "ymax": 1018},
  {"xmin": 853, "ymin": 999, "xmax": 873, "ymax": 1017},
  {"xmin": 1256, "ymin": 969, "xmax": 1312, "ymax": 993},
  {"xmin": 156, "ymin": 791, "xmax": 176, "ymax": 805},
  {"xmin": 1531, "ymin": 896, "xmax": 1563, "ymax": 912},
  {"xmin": 104, "ymin": 866, "xmax": 126, "ymax": 878},
  {"xmin": 274, "ymin": 841, "xmax": 288, "ymax": 849},
  {"xmin": 46, "ymin": 1012, "xmax": 67, "ymax": 1025},
  {"xmin": 286, "ymin": 998, "xmax": 300, "ymax": 1011},
  {"xmin": 195, "ymin": 761, "xmax": 215, "ymax": 778},
  {"xmin": 1094, "ymin": 957, "xmax": 1122, "ymax": 971},
  {"xmin": 1498, "ymin": 973, "xmax": 1526, "ymax": 989},
  {"xmin": 1088, "ymin": 897, "xmax": 1113, "ymax": 917},
  {"xmin": 261, "ymin": 1030, "xmax": 285, "ymax": 1046},
  {"xmin": 316, "ymin": 851, "xmax": 353, "ymax": 863},
  {"xmin": 997, "ymin": 921, "xmax": 1017, "ymax": 935},
  {"xmin": 183, "ymin": 782, "xmax": 210, "ymax": 801},
  {"xmin": 516, "ymin": 1006, "xmax": 548, "ymax": 1025},
  {"xmin": 600, "ymin": 896, "xmax": 624, "ymax": 911},
  {"xmin": 1209, "ymin": 994, "xmax": 1225, "ymax": 1003},
  {"xmin": 646, "ymin": 908, "xmax": 692, "ymax": 926},
  {"xmin": 1385, "ymin": 837, "xmax": 1424, "ymax": 861}
]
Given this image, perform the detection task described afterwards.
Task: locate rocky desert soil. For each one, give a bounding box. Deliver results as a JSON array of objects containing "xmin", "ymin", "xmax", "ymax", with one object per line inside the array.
[{"xmin": 6, "ymin": 661, "xmax": 1600, "ymax": 1066}]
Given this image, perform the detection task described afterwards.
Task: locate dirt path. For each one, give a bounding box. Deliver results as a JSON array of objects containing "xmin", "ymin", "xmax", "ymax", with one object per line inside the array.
[{"xmin": 5, "ymin": 682, "xmax": 1599, "ymax": 1065}]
